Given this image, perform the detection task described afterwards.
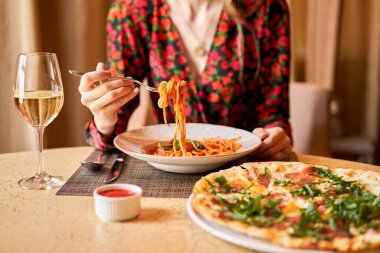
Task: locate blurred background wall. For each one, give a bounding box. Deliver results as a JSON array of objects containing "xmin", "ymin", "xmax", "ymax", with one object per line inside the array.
[
  {"xmin": 0, "ymin": 0, "xmax": 379, "ymax": 165},
  {"xmin": 289, "ymin": 0, "xmax": 380, "ymax": 164}
]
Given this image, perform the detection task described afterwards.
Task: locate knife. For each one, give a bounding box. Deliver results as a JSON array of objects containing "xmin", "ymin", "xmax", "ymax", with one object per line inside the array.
[{"xmin": 103, "ymin": 153, "xmax": 126, "ymax": 184}]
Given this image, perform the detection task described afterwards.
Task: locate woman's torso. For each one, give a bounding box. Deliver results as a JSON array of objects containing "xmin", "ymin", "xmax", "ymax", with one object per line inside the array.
[{"xmin": 107, "ymin": 0, "xmax": 290, "ymax": 132}]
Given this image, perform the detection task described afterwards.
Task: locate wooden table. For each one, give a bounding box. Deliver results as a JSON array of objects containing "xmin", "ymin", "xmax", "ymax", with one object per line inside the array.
[{"xmin": 0, "ymin": 147, "xmax": 379, "ymax": 253}]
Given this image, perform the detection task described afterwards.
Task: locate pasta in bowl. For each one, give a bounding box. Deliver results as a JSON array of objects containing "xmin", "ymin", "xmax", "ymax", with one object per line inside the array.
[{"xmin": 114, "ymin": 123, "xmax": 261, "ymax": 173}]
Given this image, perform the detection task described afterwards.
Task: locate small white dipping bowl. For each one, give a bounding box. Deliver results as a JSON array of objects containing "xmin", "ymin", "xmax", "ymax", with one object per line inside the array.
[{"xmin": 93, "ymin": 184, "xmax": 142, "ymax": 222}]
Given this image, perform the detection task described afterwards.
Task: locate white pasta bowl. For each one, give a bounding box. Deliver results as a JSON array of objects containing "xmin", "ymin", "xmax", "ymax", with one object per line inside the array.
[{"xmin": 114, "ymin": 123, "xmax": 261, "ymax": 173}]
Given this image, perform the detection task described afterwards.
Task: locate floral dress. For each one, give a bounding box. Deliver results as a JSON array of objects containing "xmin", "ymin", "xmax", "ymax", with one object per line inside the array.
[{"xmin": 85, "ymin": 0, "xmax": 291, "ymax": 151}]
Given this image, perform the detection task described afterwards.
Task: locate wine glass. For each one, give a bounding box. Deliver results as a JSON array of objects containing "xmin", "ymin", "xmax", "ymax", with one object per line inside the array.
[{"xmin": 13, "ymin": 52, "xmax": 65, "ymax": 190}]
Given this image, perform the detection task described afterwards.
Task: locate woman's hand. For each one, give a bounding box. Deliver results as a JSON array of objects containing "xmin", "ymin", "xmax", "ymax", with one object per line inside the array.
[
  {"xmin": 252, "ymin": 127, "xmax": 293, "ymax": 161},
  {"xmin": 78, "ymin": 62, "xmax": 139, "ymax": 138}
]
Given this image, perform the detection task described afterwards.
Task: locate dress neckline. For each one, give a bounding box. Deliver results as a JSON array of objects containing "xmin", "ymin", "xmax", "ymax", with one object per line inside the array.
[{"xmin": 167, "ymin": 0, "xmax": 224, "ymax": 82}]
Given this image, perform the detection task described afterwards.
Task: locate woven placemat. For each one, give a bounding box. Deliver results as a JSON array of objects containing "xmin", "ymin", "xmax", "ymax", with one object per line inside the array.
[
  {"xmin": 56, "ymin": 150, "xmax": 299, "ymax": 198},
  {"xmin": 56, "ymin": 150, "xmax": 208, "ymax": 198}
]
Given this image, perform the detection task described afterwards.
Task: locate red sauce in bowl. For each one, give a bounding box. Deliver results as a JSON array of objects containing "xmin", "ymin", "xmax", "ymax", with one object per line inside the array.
[{"xmin": 99, "ymin": 189, "xmax": 136, "ymax": 198}]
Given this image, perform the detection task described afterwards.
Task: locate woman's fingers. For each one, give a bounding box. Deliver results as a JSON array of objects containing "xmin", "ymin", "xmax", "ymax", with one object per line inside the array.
[
  {"xmin": 252, "ymin": 127, "xmax": 269, "ymax": 140},
  {"xmin": 277, "ymin": 145, "xmax": 293, "ymax": 161},
  {"xmin": 100, "ymin": 87, "xmax": 139, "ymax": 113},
  {"xmin": 87, "ymin": 85, "xmax": 139, "ymax": 113},
  {"xmin": 78, "ymin": 70, "xmax": 111, "ymax": 92},
  {"xmin": 254, "ymin": 127, "xmax": 285, "ymax": 154},
  {"xmin": 81, "ymin": 79, "xmax": 135, "ymax": 104},
  {"xmin": 78, "ymin": 69, "xmax": 140, "ymax": 117},
  {"xmin": 96, "ymin": 62, "xmax": 105, "ymax": 71},
  {"xmin": 96, "ymin": 62, "xmax": 113, "ymax": 83},
  {"xmin": 252, "ymin": 127, "xmax": 293, "ymax": 161},
  {"xmin": 257, "ymin": 136, "xmax": 292, "ymax": 161}
]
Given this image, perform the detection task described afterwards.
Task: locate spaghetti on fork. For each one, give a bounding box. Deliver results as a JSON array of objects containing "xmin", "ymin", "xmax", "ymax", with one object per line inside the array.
[{"xmin": 157, "ymin": 78, "xmax": 241, "ymax": 157}]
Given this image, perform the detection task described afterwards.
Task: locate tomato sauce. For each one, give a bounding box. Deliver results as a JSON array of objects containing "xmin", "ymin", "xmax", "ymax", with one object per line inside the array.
[{"xmin": 99, "ymin": 189, "xmax": 136, "ymax": 197}]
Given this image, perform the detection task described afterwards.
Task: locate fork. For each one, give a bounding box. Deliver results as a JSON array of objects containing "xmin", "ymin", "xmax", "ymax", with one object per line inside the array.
[{"xmin": 69, "ymin": 69, "xmax": 159, "ymax": 93}]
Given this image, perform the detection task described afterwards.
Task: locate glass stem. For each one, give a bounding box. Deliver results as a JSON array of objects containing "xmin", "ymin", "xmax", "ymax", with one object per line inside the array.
[{"xmin": 36, "ymin": 126, "xmax": 46, "ymax": 176}]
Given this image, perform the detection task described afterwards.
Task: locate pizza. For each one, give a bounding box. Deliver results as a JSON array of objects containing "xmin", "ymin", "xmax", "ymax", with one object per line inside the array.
[{"xmin": 191, "ymin": 162, "xmax": 380, "ymax": 252}]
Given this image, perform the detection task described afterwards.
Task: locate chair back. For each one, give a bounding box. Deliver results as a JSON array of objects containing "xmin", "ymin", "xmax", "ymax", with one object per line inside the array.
[{"xmin": 289, "ymin": 82, "xmax": 331, "ymax": 156}]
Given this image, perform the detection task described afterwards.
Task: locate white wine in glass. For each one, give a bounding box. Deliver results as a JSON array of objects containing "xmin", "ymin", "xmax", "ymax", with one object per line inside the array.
[{"xmin": 14, "ymin": 52, "xmax": 65, "ymax": 190}]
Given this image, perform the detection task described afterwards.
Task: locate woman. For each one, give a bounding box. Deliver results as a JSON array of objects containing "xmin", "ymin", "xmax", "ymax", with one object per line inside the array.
[{"xmin": 79, "ymin": 0, "xmax": 292, "ymax": 161}]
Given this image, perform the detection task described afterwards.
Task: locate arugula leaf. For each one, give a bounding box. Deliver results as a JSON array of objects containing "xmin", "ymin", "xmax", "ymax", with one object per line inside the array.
[
  {"xmin": 213, "ymin": 175, "xmax": 239, "ymax": 193},
  {"xmin": 157, "ymin": 142, "xmax": 174, "ymax": 151},
  {"xmin": 291, "ymin": 203, "xmax": 333, "ymax": 240},
  {"xmin": 264, "ymin": 167, "xmax": 271, "ymax": 179},
  {"xmin": 215, "ymin": 176, "xmax": 227, "ymax": 184},
  {"xmin": 158, "ymin": 140, "xmax": 206, "ymax": 151},
  {"xmin": 368, "ymin": 220, "xmax": 379, "ymax": 230},
  {"xmin": 203, "ymin": 177, "xmax": 217, "ymax": 194},
  {"xmin": 328, "ymin": 217, "xmax": 337, "ymax": 230},
  {"xmin": 300, "ymin": 203, "xmax": 322, "ymax": 225},
  {"xmin": 326, "ymin": 188, "xmax": 380, "ymax": 231},
  {"xmin": 291, "ymin": 183, "xmax": 322, "ymax": 198},
  {"xmin": 219, "ymin": 194, "xmax": 284, "ymax": 227},
  {"xmin": 310, "ymin": 167, "xmax": 380, "ymax": 233},
  {"xmin": 313, "ymin": 166, "xmax": 362, "ymax": 194},
  {"xmin": 274, "ymin": 178, "xmax": 291, "ymax": 187},
  {"xmin": 313, "ymin": 166, "xmax": 334, "ymax": 178},
  {"xmin": 189, "ymin": 140, "xmax": 205, "ymax": 150}
]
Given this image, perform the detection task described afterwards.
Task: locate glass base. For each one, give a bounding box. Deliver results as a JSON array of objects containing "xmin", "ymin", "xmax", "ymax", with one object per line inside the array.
[{"xmin": 18, "ymin": 172, "xmax": 65, "ymax": 190}]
